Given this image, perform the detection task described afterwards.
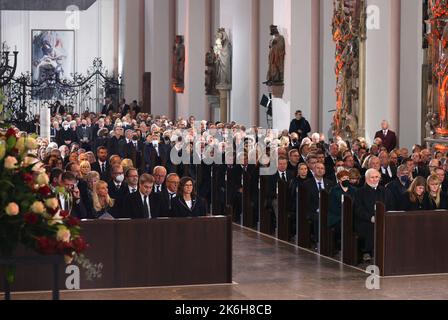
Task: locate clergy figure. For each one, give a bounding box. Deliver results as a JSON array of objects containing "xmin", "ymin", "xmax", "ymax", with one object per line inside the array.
[
  {"xmin": 266, "ymin": 25, "xmax": 286, "ymax": 86},
  {"xmin": 214, "ymin": 28, "xmax": 232, "ymax": 91}
]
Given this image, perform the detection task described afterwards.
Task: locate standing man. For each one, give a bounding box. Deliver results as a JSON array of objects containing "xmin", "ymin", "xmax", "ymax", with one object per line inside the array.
[
  {"xmin": 374, "ymin": 120, "xmax": 397, "ymax": 152},
  {"xmin": 289, "ymin": 110, "xmax": 311, "ymax": 141}
]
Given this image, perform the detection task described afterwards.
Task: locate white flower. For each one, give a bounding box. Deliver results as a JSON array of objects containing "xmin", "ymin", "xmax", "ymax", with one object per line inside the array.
[
  {"xmin": 4, "ymin": 156, "xmax": 18, "ymax": 170},
  {"xmin": 25, "ymin": 137, "xmax": 38, "ymax": 150},
  {"xmin": 30, "ymin": 201, "xmax": 45, "ymax": 214},
  {"xmin": 22, "ymin": 156, "xmax": 38, "ymax": 168},
  {"xmin": 36, "ymin": 172, "xmax": 50, "ymax": 186},
  {"xmin": 57, "ymin": 226, "xmax": 71, "ymax": 243},
  {"xmin": 45, "ymin": 198, "xmax": 59, "ymax": 210},
  {"xmin": 5, "ymin": 202, "xmax": 19, "ymax": 216}
]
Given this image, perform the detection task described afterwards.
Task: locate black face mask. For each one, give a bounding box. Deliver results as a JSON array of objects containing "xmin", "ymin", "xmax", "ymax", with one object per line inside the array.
[
  {"xmin": 341, "ymin": 180, "xmax": 350, "ymax": 188},
  {"xmin": 132, "ymin": 136, "xmax": 139, "ymax": 141}
]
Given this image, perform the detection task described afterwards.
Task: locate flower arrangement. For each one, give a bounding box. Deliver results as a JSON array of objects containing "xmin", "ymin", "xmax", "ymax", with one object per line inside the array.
[{"xmin": 0, "ymin": 126, "xmax": 88, "ymax": 283}]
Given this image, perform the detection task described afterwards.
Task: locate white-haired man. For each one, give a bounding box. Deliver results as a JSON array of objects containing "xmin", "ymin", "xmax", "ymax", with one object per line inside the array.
[
  {"xmin": 353, "ymin": 168, "xmax": 386, "ymax": 263},
  {"xmin": 374, "ymin": 120, "xmax": 397, "ymax": 152}
]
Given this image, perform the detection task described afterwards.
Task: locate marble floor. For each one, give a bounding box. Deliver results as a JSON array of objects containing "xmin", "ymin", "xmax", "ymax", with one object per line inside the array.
[{"xmin": 7, "ymin": 225, "xmax": 448, "ymax": 300}]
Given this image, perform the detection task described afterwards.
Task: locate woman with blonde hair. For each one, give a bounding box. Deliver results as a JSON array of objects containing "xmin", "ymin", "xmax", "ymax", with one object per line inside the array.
[
  {"xmin": 425, "ymin": 174, "xmax": 447, "ymax": 210},
  {"xmin": 402, "ymin": 176, "xmax": 428, "ymax": 211},
  {"xmin": 79, "ymin": 160, "xmax": 91, "ymax": 179},
  {"xmin": 91, "ymin": 180, "xmax": 117, "ymax": 219}
]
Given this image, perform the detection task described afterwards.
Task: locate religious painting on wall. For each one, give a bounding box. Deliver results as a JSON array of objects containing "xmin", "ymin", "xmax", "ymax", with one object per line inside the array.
[{"xmin": 31, "ymin": 30, "xmax": 75, "ymax": 100}]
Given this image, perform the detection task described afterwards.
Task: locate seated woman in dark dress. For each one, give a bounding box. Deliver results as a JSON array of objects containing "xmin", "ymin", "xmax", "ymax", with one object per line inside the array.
[
  {"xmin": 91, "ymin": 180, "xmax": 118, "ymax": 219},
  {"xmin": 402, "ymin": 176, "xmax": 428, "ymax": 211},
  {"xmin": 171, "ymin": 177, "xmax": 206, "ymax": 218},
  {"xmin": 425, "ymin": 174, "xmax": 447, "ymax": 210}
]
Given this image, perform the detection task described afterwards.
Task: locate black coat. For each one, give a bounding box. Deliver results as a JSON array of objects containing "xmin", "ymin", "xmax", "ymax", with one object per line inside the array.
[
  {"xmin": 289, "ymin": 117, "xmax": 311, "ymax": 140},
  {"xmin": 124, "ymin": 191, "xmax": 161, "ymax": 219},
  {"xmin": 171, "ymin": 196, "xmax": 206, "ymax": 218},
  {"xmin": 107, "ymin": 181, "xmax": 128, "ymax": 208},
  {"xmin": 353, "ymin": 184, "xmax": 386, "ymax": 253},
  {"xmin": 425, "ymin": 192, "xmax": 448, "ymax": 210},
  {"xmin": 328, "ymin": 184, "xmax": 356, "ymax": 227},
  {"xmin": 401, "ymin": 192, "xmax": 428, "ymax": 211},
  {"xmin": 107, "ymin": 136, "xmax": 124, "ymax": 157},
  {"xmin": 385, "ymin": 179, "xmax": 408, "ymax": 211},
  {"xmin": 56, "ymin": 129, "xmax": 77, "ymax": 146},
  {"xmin": 158, "ymin": 189, "xmax": 178, "ymax": 217}
]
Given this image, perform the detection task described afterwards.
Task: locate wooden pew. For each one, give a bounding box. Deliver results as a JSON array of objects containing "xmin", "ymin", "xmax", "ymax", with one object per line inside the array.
[
  {"xmin": 342, "ymin": 195, "xmax": 358, "ymax": 266},
  {"xmin": 242, "ymin": 170, "xmax": 255, "ymax": 228},
  {"xmin": 259, "ymin": 175, "xmax": 272, "ymax": 235},
  {"xmin": 297, "ymin": 187, "xmax": 311, "ymax": 249},
  {"xmin": 319, "ymin": 190, "xmax": 334, "ymax": 256},
  {"xmin": 211, "ymin": 165, "xmax": 221, "ymax": 216},
  {"xmin": 277, "ymin": 179, "xmax": 290, "ymax": 241}
]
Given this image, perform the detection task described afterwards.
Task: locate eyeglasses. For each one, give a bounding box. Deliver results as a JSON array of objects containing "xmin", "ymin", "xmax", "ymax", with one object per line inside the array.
[{"xmin": 184, "ymin": 184, "xmax": 194, "ymax": 187}]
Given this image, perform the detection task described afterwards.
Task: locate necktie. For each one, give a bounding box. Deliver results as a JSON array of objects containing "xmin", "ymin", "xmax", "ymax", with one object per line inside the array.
[
  {"xmin": 143, "ymin": 196, "xmax": 150, "ymax": 218},
  {"xmin": 101, "ymin": 163, "xmax": 105, "ymax": 173},
  {"xmin": 281, "ymin": 172, "xmax": 287, "ymax": 183},
  {"xmin": 131, "ymin": 188, "xmax": 137, "ymax": 193},
  {"xmin": 318, "ymin": 182, "xmax": 323, "ymax": 191},
  {"xmin": 383, "ymin": 131, "xmax": 387, "ymax": 136}
]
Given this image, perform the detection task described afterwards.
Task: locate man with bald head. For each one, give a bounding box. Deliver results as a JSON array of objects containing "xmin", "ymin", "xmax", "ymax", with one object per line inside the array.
[
  {"xmin": 353, "ymin": 168, "xmax": 386, "ymax": 262},
  {"xmin": 374, "ymin": 120, "xmax": 397, "ymax": 152},
  {"xmin": 153, "ymin": 166, "xmax": 167, "ymax": 193}
]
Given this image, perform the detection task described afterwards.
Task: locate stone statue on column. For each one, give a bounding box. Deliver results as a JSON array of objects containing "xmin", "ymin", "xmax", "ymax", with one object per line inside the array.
[
  {"xmin": 205, "ymin": 47, "xmax": 218, "ymax": 96},
  {"xmin": 213, "ymin": 28, "xmax": 232, "ymax": 122},
  {"xmin": 172, "ymin": 35, "xmax": 185, "ymax": 93},
  {"xmin": 214, "ymin": 28, "xmax": 232, "ymax": 91},
  {"xmin": 265, "ymin": 25, "xmax": 285, "ymax": 98}
]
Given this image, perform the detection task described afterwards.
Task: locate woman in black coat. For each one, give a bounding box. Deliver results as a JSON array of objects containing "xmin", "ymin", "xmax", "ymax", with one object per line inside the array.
[
  {"xmin": 171, "ymin": 177, "xmax": 206, "ymax": 217},
  {"xmin": 425, "ymin": 174, "xmax": 448, "ymax": 210},
  {"xmin": 402, "ymin": 176, "xmax": 428, "ymax": 211}
]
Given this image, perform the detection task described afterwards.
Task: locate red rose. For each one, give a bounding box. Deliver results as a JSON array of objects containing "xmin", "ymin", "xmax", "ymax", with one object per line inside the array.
[
  {"xmin": 47, "ymin": 207, "xmax": 59, "ymax": 216},
  {"xmin": 39, "ymin": 186, "xmax": 52, "ymax": 197},
  {"xmin": 22, "ymin": 173, "xmax": 34, "ymax": 184},
  {"xmin": 55, "ymin": 241, "xmax": 74, "ymax": 256},
  {"xmin": 24, "ymin": 213, "xmax": 39, "ymax": 225},
  {"xmin": 66, "ymin": 216, "xmax": 80, "ymax": 227},
  {"xmin": 60, "ymin": 210, "xmax": 70, "ymax": 219},
  {"xmin": 6, "ymin": 128, "xmax": 16, "ymax": 138},
  {"xmin": 36, "ymin": 237, "xmax": 57, "ymax": 255},
  {"xmin": 72, "ymin": 237, "xmax": 89, "ymax": 254}
]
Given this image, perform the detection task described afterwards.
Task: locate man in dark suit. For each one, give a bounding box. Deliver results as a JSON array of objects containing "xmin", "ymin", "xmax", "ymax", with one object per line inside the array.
[
  {"xmin": 353, "ymin": 169, "xmax": 386, "ymax": 262},
  {"xmin": 107, "ymin": 164, "xmax": 128, "ymax": 209},
  {"xmin": 324, "ymin": 143, "xmax": 339, "ymax": 177},
  {"xmin": 91, "ymin": 146, "xmax": 111, "ymax": 182},
  {"xmin": 101, "ymin": 97, "xmax": 115, "ymax": 115},
  {"xmin": 302, "ymin": 162, "xmax": 334, "ymax": 244},
  {"xmin": 107, "ymin": 126, "xmax": 124, "ymax": 157},
  {"xmin": 144, "ymin": 135, "xmax": 172, "ymax": 174},
  {"xmin": 374, "ymin": 120, "xmax": 397, "ymax": 152},
  {"xmin": 287, "ymin": 149, "xmax": 300, "ymax": 178},
  {"xmin": 289, "ymin": 110, "xmax": 311, "ymax": 141},
  {"xmin": 120, "ymin": 129, "xmax": 144, "ymax": 173},
  {"xmin": 124, "ymin": 174, "xmax": 161, "ymax": 219},
  {"xmin": 76, "ymin": 118, "xmax": 93, "ymax": 151},
  {"xmin": 118, "ymin": 98, "xmax": 130, "ymax": 117},
  {"xmin": 159, "ymin": 173, "xmax": 180, "ymax": 217},
  {"xmin": 385, "ymin": 165, "xmax": 410, "ymax": 211},
  {"xmin": 379, "ymin": 151, "xmax": 397, "ymax": 186}
]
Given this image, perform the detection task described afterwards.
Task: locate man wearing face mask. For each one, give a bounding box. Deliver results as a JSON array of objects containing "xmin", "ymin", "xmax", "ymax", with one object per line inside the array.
[
  {"xmin": 108, "ymin": 164, "xmax": 128, "ymax": 209},
  {"xmin": 328, "ymin": 169, "xmax": 356, "ymax": 251},
  {"xmin": 385, "ymin": 165, "xmax": 411, "ymax": 211},
  {"xmin": 353, "ymin": 168, "xmax": 386, "ymax": 263}
]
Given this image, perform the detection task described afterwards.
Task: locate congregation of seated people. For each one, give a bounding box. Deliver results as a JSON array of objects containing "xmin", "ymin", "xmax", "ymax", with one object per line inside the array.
[{"xmin": 27, "ymin": 101, "xmax": 448, "ymax": 264}]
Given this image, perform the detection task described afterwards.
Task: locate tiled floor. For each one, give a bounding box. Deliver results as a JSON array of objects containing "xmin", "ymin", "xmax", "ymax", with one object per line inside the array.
[{"xmin": 7, "ymin": 225, "xmax": 448, "ymax": 300}]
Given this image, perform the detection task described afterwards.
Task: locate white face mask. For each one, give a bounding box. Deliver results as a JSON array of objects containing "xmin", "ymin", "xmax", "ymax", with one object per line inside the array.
[
  {"xmin": 63, "ymin": 125, "xmax": 70, "ymax": 130},
  {"xmin": 115, "ymin": 174, "xmax": 124, "ymax": 183},
  {"xmin": 152, "ymin": 140, "xmax": 159, "ymax": 147}
]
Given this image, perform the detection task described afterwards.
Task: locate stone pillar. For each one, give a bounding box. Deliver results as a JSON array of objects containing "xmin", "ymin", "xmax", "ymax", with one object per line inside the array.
[
  {"xmin": 40, "ymin": 107, "xmax": 51, "ymax": 142},
  {"xmin": 399, "ymin": 0, "xmax": 423, "ymax": 148},
  {"xmin": 218, "ymin": 0, "xmax": 259, "ymax": 126},
  {"xmin": 365, "ymin": 0, "xmax": 401, "ymax": 144},
  {"xmin": 271, "ymin": 0, "xmax": 319, "ymax": 133},
  {"xmin": 175, "ymin": 0, "xmax": 210, "ymax": 120},
  {"xmin": 145, "ymin": 0, "xmax": 175, "ymax": 118},
  {"xmin": 118, "ymin": 0, "xmax": 145, "ymax": 102}
]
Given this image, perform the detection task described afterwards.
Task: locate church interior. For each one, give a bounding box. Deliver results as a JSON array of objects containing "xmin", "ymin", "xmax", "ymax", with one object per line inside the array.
[{"xmin": 1, "ymin": 0, "xmax": 448, "ymax": 303}]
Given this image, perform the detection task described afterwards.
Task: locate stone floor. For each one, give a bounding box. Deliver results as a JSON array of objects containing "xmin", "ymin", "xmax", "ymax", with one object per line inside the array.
[{"xmin": 7, "ymin": 225, "xmax": 448, "ymax": 300}]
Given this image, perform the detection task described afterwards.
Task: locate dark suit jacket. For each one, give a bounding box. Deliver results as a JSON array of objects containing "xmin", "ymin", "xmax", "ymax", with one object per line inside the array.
[
  {"xmin": 120, "ymin": 140, "xmax": 145, "ymax": 172},
  {"xmin": 374, "ymin": 130, "xmax": 397, "ymax": 152},
  {"xmin": 76, "ymin": 126, "xmax": 93, "ymax": 145},
  {"xmin": 380, "ymin": 165, "xmax": 397, "ymax": 186},
  {"xmin": 171, "ymin": 196, "xmax": 206, "ymax": 218},
  {"xmin": 91, "ymin": 161, "xmax": 111, "ymax": 182},
  {"xmin": 328, "ymin": 184, "xmax": 356, "ymax": 227},
  {"xmin": 107, "ymin": 136, "xmax": 123, "ymax": 157},
  {"xmin": 385, "ymin": 179, "xmax": 408, "ymax": 211},
  {"xmin": 124, "ymin": 191, "xmax": 161, "ymax": 219},
  {"xmin": 302, "ymin": 178, "xmax": 334, "ymax": 219},
  {"xmin": 107, "ymin": 181, "xmax": 128, "ymax": 207},
  {"xmin": 159, "ymin": 189, "xmax": 178, "ymax": 217},
  {"xmin": 401, "ymin": 192, "xmax": 428, "ymax": 211},
  {"xmin": 143, "ymin": 143, "xmax": 172, "ymax": 174},
  {"xmin": 101, "ymin": 103, "xmax": 115, "ymax": 115}
]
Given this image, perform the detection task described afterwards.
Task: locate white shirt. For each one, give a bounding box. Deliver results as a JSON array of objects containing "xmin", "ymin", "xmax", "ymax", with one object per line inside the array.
[
  {"xmin": 185, "ymin": 200, "xmax": 193, "ymax": 210},
  {"xmin": 278, "ymin": 171, "xmax": 287, "ymax": 182},
  {"xmin": 154, "ymin": 184, "xmax": 162, "ymax": 193},
  {"xmin": 314, "ymin": 178, "xmax": 325, "ymax": 190},
  {"xmin": 383, "ymin": 130, "xmax": 388, "ymax": 136},
  {"xmin": 140, "ymin": 192, "xmax": 152, "ymax": 218},
  {"xmin": 381, "ymin": 166, "xmax": 393, "ymax": 177},
  {"xmin": 129, "ymin": 186, "xmax": 138, "ymax": 194}
]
